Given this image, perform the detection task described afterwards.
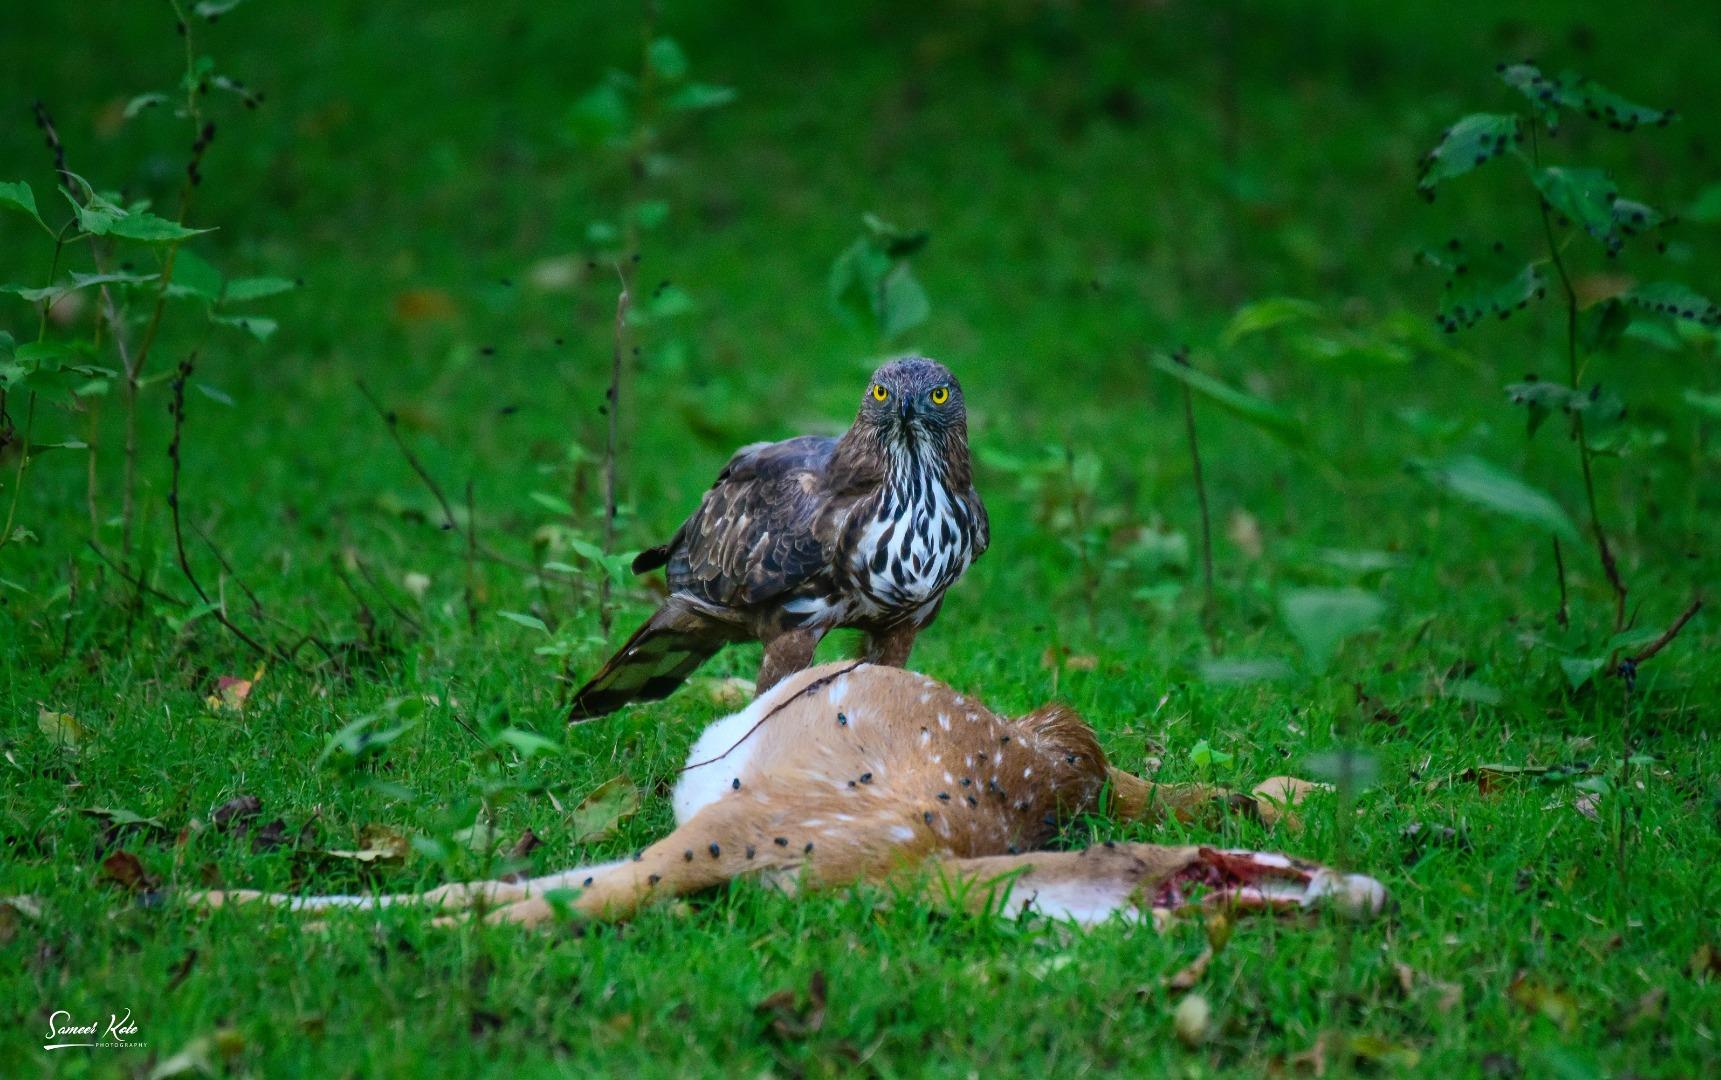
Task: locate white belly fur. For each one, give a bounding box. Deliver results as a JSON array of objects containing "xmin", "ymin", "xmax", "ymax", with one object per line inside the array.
[{"xmin": 672, "ymin": 675, "xmax": 801, "ymax": 823}]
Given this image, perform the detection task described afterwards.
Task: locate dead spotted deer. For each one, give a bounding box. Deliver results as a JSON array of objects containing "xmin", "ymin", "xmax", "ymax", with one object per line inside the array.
[{"xmin": 194, "ymin": 662, "xmax": 1386, "ymax": 927}]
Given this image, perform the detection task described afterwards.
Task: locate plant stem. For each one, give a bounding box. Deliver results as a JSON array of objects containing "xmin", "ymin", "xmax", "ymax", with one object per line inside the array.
[
  {"xmin": 600, "ymin": 265, "xmax": 633, "ymax": 638},
  {"xmin": 1175, "ymin": 350, "xmax": 1217, "ymax": 648},
  {"xmin": 1530, "ymin": 123, "xmax": 1627, "ymax": 631},
  {"xmin": 1551, "ymin": 536, "xmax": 1569, "ymax": 628},
  {"xmin": 0, "ymin": 393, "xmax": 37, "ymax": 555}
]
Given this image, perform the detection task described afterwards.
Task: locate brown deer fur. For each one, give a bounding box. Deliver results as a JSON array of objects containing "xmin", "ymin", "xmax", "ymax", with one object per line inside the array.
[{"xmin": 193, "ymin": 663, "xmax": 1385, "ymax": 927}]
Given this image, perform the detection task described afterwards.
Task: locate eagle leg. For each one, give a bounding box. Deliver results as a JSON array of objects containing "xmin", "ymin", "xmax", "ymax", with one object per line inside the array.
[
  {"xmin": 860, "ymin": 621, "xmax": 920, "ymax": 668},
  {"xmin": 756, "ymin": 627, "xmax": 825, "ymax": 694}
]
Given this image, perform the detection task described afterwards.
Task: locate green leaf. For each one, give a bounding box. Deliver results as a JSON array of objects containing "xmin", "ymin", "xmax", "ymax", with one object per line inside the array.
[
  {"xmin": 1188, "ymin": 739, "xmax": 1235, "ymax": 771},
  {"xmin": 1418, "ymin": 113, "xmax": 1520, "ymax": 193},
  {"xmin": 105, "ymin": 211, "xmax": 212, "ymax": 243},
  {"xmin": 528, "ymin": 491, "xmax": 576, "ymax": 516},
  {"xmin": 122, "ymin": 93, "xmax": 169, "ymax": 119},
  {"xmin": 497, "ymin": 610, "xmax": 550, "ymax": 635},
  {"xmin": 1410, "ymin": 455, "xmax": 1581, "ymax": 544},
  {"xmin": 0, "ymin": 180, "xmax": 46, "ymax": 230},
  {"xmin": 647, "ymin": 37, "xmax": 689, "ymax": 81},
  {"xmin": 566, "ymin": 79, "xmax": 632, "ymax": 145},
  {"xmin": 1500, "ymin": 63, "xmax": 1672, "ymax": 133},
  {"xmin": 492, "ymin": 728, "xmax": 562, "ymax": 759},
  {"xmin": 1221, "ymin": 297, "xmax": 1322, "ymax": 346},
  {"xmin": 879, "ymin": 265, "xmax": 930, "ymax": 339},
  {"xmin": 224, "ymin": 276, "xmax": 297, "ymax": 302},
  {"xmin": 166, "ymin": 248, "xmax": 224, "ymax": 302},
  {"xmin": 1150, "ymin": 354, "xmax": 1305, "ymax": 447},
  {"xmin": 665, "ymin": 82, "xmax": 736, "ymax": 112},
  {"xmin": 1505, "ymin": 380, "xmax": 1626, "ymax": 439},
  {"xmin": 1279, "ymin": 588, "xmax": 1386, "ymax": 672},
  {"xmin": 315, "ymin": 714, "xmax": 417, "ymax": 768},
  {"xmin": 196, "ymin": 383, "xmax": 235, "ymax": 407},
  {"xmin": 1534, "ymin": 167, "xmax": 1633, "ymax": 253},
  {"xmin": 1436, "ymin": 261, "xmax": 1544, "ymax": 332},
  {"xmin": 210, "ymin": 314, "xmax": 276, "ymax": 341},
  {"xmin": 1623, "ymin": 282, "xmax": 1721, "ymax": 328}
]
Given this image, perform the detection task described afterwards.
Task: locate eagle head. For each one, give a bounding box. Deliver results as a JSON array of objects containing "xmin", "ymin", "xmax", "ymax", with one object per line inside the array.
[{"xmin": 857, "ymin": 356, "xmax": 967, "ymax": 452}]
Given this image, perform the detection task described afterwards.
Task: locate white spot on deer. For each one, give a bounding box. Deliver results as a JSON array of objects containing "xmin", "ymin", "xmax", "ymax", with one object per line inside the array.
[
  {"xmin": 889, "ymin": 825, "xmax": 915, "ymax": 842},
  {"xmin": 938, "ymin": 713, "xmax": 950, "ymax": 730},
  {"xmin": 919, "ymin": 730, "xmax": 932, "ymax": 746},
  {"xmin": 1023, "ymin": 767, "xmax": 1033, "ymax": 778},
  {"xmin": 827, "ymin": 677, "xmax": 850, "ymax": 706},
  {"xmin": 919, "ymin": 693, "xmax": 930, "ymax": 703},
  {"xmin": 943, "ymin": 772, "xmax": 954, "ymax": 784}
]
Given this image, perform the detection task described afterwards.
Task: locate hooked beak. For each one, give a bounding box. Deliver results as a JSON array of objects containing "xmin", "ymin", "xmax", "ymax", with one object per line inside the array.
[{"xmin": 897, "ymin": 396, "xmax": 916, "ymax": 422}]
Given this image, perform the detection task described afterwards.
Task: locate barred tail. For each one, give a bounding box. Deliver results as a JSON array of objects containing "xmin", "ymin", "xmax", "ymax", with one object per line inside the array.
[{"xmin": 568, "ymin": 606, "xmax": 724, "ymax": 722}]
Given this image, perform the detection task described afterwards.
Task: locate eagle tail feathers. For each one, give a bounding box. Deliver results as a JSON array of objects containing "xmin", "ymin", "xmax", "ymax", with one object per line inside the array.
[{"xmin": 568, "ymin": 607, "xmax": 722, "ymax": 722}]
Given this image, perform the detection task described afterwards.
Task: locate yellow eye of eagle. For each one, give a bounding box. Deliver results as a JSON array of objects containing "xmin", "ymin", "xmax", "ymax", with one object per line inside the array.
[
  {"xmin": 930, "ymin": 386, "xmax": 950, "ymax": 406},
  {"xmin": 872, "ymin": 384, "xmax": 889, "ymax": 402}
]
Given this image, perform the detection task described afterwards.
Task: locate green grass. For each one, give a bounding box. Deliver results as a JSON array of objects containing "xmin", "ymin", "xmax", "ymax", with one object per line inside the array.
[{"xmin": 3, "ymin": 1, "xmax": 1719, "ymax": 1075}]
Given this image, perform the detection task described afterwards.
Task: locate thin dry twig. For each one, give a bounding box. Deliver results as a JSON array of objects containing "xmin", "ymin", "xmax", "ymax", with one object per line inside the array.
[
  {"xmin": 1623, "ymin": 596, "xmax": 1704, "ymax": 669},
  {"xmin": 166, "ymin": 354, "xmax": 282, "ymax": 662}
]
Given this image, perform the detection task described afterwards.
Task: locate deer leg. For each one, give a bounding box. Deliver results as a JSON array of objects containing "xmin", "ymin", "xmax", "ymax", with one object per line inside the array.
[
  {"xmin": 479, "ymin": 787, "xmax": 917, "ymax": 927},
  {"xmin": 924, "ymin": 843, "xmax": 1386, "ymax": 926},
  {"xmin": 756, "ymin": 627, "xmax": 824, "ymax": 694}
]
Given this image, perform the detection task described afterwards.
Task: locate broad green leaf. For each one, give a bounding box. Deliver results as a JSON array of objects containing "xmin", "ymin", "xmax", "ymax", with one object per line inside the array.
[
  {"xmin": 829, "ymin": 238, "xmax": 893, "ymax": 327},
  {"xmin": 315, "ymin": 714, "xmax": 417, "ymax": 768},
  {"xmin": 1624, "ymin": 282, "xmax": 1720, "ymax": 328},
  {"xmin": 569, "ymin": 776, "xmax": 641, "ymax": 844},
  {"xmin": 1437, "ymin": 261, "xmax": 1543, "ymax": 332},
  {"xmin": 1410, "ymin": 455, "xmax": 1580, "ymax": 544},
  {"xmin": 1505, "ymin": 380, "xmax": 1625, "ymax": 438},
  {"xmin": 0, "ymin": 180, "xmax": 46, "ymax": 230},
  {"xmin": 1535, "ymin": 167, "xmax": 1635, "ymax": 252},
  {"xmin": 665, "ymin": 82, "xmax": 736, "ymax": 112},
  {"xmin": 492, "ymin": 728, "xmax": 562, "ymax": 759},
  {"xmin": 211, "ymin": 314, "xmax": 276, "ymax": 341},
  {"xmin": 224, "ymin": 276, "xmax": 297, "ymax": 302},
  {"xmin": 566, "ymin": 80, "xmax": 632, "ymax": 145},
  {"xmin": 879, "ymin": 265, "xmax": 930, "ymax": 339},
  {"xmin": 1500, "ymin": 63, "xmax": 1671, "ymax": 133},
  {"xmin": 166, "ymin": 248, "xmax": 224, "ymax": 302},
  {"xmin": 1279, "ymin": 588, "xmax": 1386, "ymax": 671},
  {"xmin": 496, "ymin": 610, "xmax": 549, "ymax": 634},
  {"xmin": 528, "ymin": 491, "xmax": 576, "ymax": 516},
  {"xmin": 1188, "ymin": 739, "xmax": 1235, "ymax": 771},
  {"xmin": 1221, "ymin": 297, "xmax": 1322, "ymax": 346},
  {"xmin": 1150, "ymin": 354, "xmax": 1305, "ymax": 447},
  {"xmin": 1418, "ymin": 113, "xmax": 1519, "ymax": 192},
  {"xmin": 105, "ymin": 210, "xmax": 212, "ymax": 243},
  {"xmin": 647, "ymin": 37, "xmax": 689, "ymax": 81}
]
